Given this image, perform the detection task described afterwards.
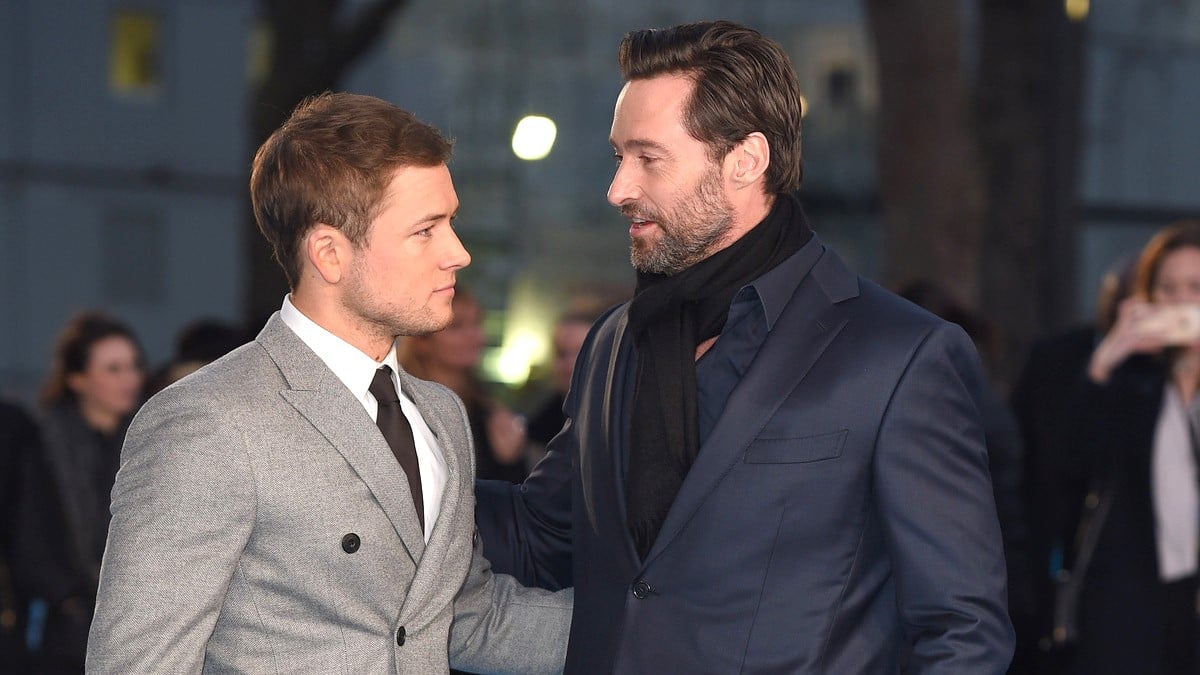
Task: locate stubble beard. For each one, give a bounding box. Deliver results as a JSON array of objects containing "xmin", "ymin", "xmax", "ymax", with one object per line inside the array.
[
  {"xmin": 628, "ymin": 166, "xmax": 734, "ymax": 276},
  {"xmin": 342, "ymin": 260, "xmax": 450, "ymax": 342}
]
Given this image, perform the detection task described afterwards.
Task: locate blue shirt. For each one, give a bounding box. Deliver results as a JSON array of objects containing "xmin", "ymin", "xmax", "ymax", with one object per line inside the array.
[{"xmin": 694, "ymin": 242, "xmax": 819, "ymax": 444}]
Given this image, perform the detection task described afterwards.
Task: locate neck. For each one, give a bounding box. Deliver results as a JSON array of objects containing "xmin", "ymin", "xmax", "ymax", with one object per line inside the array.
[
  {"xmin": 739, "ymin": 192, "xmax": 776, "ymax": 229},
  {"xmin": 719, "ymin": 192, "xmax": 776, "ymax": 252},
  {"xmin": 292, "ymin": 289, "xmax": 393, "ymax": 361},
  {"xmin": 78, "ymin": 400, "xmax": 121, "ymax": 435}
]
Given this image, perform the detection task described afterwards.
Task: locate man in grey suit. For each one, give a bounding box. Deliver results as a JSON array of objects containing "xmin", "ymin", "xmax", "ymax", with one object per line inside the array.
[{"xmin": 86, "ymin": 93, "xmax": 571, "ymax": 674}]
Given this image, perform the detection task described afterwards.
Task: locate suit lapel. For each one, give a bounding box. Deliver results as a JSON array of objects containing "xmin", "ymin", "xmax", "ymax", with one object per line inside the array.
[
  {"xmin": 641, "ymin": 247, "xmax": 859, "ymax": 568},
  {"xmin": 397, "ymin": 372, "xmax": 466, "ymax": 620},
  {"xmin": 603, "ymin": 311, "xmax": 642, "ymax": 564},
  {"xmin": 257, "ymin": 315, "xmax": 427, "ymax": 562}
]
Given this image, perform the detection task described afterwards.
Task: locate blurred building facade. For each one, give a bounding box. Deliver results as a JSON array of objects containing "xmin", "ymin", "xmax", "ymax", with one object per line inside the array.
[
  {"xmin": 1075, "ymin": 1, "xmax": 1200, "ymax": 314},
  {"xmin": 1, "ymin": 0, "xmax": 1197, "ymax": 398},
  {"xmin": 0, "ymin": 0, "xmax": 253, "ymax": 398}
]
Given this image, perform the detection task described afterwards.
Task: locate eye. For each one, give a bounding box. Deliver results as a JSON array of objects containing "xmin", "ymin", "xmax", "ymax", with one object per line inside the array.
[{"xmin": 613, "ymin": 153, "xmax": 623, "ymax": 166}]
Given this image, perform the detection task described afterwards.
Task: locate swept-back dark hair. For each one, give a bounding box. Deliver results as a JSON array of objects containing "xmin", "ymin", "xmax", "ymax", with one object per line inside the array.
[{"xmin": 618, "ymin": 20, "xmax": 804, "ymax": 194}]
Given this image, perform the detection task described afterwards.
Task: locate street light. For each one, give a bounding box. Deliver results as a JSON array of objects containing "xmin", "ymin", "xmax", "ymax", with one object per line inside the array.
[{"xmin": 511, "ymin": 115, "xmax": 557, "ymax": 161}]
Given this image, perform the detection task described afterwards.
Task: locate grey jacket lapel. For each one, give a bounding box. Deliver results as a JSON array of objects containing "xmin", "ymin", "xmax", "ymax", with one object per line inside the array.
[
  {"xmin": 256, "ymin": 314, "xmax": 427, "ymax": 561},
  {"xmin": 642, "ymin": 247, "xmax": 860, "ymax": 568},
  {"xmin": 395, "ymin": 370, "xmax": 468, "ymax": 623}
]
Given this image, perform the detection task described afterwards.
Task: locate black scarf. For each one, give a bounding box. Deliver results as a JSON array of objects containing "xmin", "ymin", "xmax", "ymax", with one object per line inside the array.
[{"xmin": 625, "ymin": 193, "xmax": 812, "ymax": 559}]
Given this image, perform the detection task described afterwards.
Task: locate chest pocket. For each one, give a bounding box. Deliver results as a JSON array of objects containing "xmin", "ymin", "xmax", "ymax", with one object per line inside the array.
[{"xmin": 744, "ymin": 429, "xmax": 847, "ymax": 464}]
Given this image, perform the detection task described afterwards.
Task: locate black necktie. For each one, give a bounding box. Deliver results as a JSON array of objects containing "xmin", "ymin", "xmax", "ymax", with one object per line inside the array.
[{"xmin": 369, "ymin": 366, "xmax": 424, "ymax": 532}]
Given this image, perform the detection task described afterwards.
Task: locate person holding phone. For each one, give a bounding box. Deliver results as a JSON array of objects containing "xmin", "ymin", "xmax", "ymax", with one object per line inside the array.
[{"xmin": 1052, "ymin": 220, "xmax": 1200, "ymax": 674}]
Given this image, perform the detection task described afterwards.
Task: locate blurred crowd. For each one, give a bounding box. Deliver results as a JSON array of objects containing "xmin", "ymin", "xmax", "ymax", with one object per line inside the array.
[
  {"xmin": 0, "ymin": 314, "xmax": 246, "ymax": 672},
  {"xmin": 5, "ymin": 219, "xmax": 1200, "ymax": 673}
]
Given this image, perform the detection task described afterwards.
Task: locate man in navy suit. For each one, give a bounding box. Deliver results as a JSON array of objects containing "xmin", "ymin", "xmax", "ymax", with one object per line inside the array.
[{"xmin": 477, "ymin": 20, "xmax": 1014, "ymax": 673}]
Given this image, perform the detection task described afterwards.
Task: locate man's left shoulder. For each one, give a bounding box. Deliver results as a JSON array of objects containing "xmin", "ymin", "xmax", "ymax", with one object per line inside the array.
[{"xmin": 844, "ymin": 277, "xmax": 949, "ymax": 338}]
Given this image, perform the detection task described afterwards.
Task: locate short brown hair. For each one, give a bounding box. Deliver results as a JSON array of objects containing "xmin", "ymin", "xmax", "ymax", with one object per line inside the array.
[
  {"xmin": 618, "ymin": 20, "xmax": 804, "ymax": 194},
  {"xmin": 1133, "ymin": 219, "xmax": 1200, "ymax": 301},
  {"xmin": 251, "ymin": 92, "xmax": 453, "ymax": 288}
]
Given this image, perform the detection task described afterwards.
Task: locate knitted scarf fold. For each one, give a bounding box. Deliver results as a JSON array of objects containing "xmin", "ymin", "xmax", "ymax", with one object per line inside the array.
[{"xmin": 625, "ymin": 193, "xmax": 812, "ymax": 559}]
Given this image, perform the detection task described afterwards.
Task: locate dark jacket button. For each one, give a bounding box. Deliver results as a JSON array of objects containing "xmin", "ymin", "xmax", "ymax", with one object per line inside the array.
[
  {"xmin": 631, "ymin": 580, "xmax": 651, "ymax": 599},
  {"xmin": 396, "ymin": 625, "xmax": 406, "ymax": 646},
  {"xmin": 341, "ymin": 533, "xmax": 360, "ymax": 554}
]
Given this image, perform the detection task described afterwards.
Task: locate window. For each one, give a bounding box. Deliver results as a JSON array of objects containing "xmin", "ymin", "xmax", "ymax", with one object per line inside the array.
[{"xmin": 109, "ymin": 11, "xmax": 162, "ymax": 96}]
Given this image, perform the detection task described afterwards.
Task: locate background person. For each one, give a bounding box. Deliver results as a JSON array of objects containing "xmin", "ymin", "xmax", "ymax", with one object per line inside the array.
[
  {"xmin": 525, "ymin": 299, "xmax": 610, "ymax": 453},
  {"xmin": 28, "ymin": 312, "xmax": 143, "ymax": 672},
  {"xmin": 1009, "ymin": 252, "xmax": 1137, "ymax": 671},
  {"xmin": 1043, "ymin": 220, "xmax": 1200, "ymax": 675}
]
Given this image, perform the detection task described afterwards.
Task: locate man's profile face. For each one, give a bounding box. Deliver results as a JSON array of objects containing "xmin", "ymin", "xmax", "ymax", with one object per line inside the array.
[
  {"xmin": 607, "ymin": 73, "xmax": 734, "ymax": 276},
  {"xmin": 341, "ymin": 163, "xmax": 470, "ymax": 338}
]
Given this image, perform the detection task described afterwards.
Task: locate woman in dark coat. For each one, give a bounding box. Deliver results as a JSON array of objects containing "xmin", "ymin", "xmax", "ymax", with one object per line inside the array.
[
  {"xmin": 1054, "ymin": 220, "xmax": 1200, "ymax": 674},
  {"xmin": 22, "ymin": 312, "xmax": 143, "ymax": 672}
]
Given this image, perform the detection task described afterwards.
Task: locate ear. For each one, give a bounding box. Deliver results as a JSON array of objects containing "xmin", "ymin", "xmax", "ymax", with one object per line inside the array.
[
  {"xmin": 304, "ymin": 224, "xmax": 352, "ymax": 285},
  {"xmin": 725, "ymin": 132, "xmax": 770, "ymax": 189}
]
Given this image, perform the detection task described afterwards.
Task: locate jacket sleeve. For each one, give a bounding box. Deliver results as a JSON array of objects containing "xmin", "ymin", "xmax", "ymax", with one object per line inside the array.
[
  {"xmin": 448, "ymin": 529, "xmax": 573, "ymax": 674},
  {"xmin": 447, "ymin": 388, "xmax": 573, "ymax": 674},
  {"xmin": 874, "ymin": 322, "xmax": 1015, "ymax": 673},
  {"xmin": 85, "ymin": 385, "xmax": 256, "ymax": 673},
  {"xmin": 474, "ymin": 421, "xmax": 575, "ymax": 590},
  {"xmin": 472, "ymin": 308, "xmax": 625, "ymax": 591}
]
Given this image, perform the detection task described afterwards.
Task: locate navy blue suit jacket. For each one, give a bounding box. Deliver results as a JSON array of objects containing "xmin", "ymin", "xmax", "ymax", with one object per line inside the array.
[{"xmin": 477, "ymin": 240, "xmax": 1014, "ymax": 673}]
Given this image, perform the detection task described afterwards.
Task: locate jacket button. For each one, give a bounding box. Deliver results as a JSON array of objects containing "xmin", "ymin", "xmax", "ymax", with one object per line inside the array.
[
  {"xmin": 396, "ymin": 625, "xmax": 406, "ymax": 646},
  {"xmin": 631, "ymin": 580, "xmax": 651, "ymax": 599},
  {"xmin": 341, "ymin": 533, "xmax": 360, "ymax": 554}
]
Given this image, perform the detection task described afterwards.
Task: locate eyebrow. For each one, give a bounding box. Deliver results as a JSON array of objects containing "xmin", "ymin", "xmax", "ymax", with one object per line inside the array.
[
  {"xmin": 611, "ymin": 138, "xmax": 671, "ymax": 155},
  {"xmin": 411, "ymin": 208, "xmax": 459, "ymax": 228}
]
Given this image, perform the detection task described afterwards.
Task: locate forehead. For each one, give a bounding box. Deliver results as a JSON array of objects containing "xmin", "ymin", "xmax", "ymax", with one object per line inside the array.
[
  {"xmin": 87, "ymin": 335, "xmax": 138, "ymax": 361},
  {"xmin": 610, "ymin": 73, "xmax": 697, "ymax": 149},
  {"xmin": 1159, "ymin": 246, "xmax": 1200, "ymax": 273},
  {"xmin": 383, "ymin": 163, "xmax": 457, "ymax": 209}
]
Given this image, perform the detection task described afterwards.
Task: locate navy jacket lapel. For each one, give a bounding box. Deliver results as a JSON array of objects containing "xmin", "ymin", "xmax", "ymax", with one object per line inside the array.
[{"xmin": 641, "ymin": 248, "xmax": 860, "ymax": 568}]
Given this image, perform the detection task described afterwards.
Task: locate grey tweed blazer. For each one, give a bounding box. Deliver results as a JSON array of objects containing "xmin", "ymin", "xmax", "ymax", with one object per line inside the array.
[{"xmin": 86, "ymin": 314, "xmax": 571, "ymax": 674}]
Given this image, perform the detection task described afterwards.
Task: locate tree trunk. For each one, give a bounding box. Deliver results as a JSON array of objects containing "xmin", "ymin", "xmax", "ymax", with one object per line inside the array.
[
  {"xmin": 865, "ymin": 0, "xmax": 986, "ymax": 307},
  {"xmin": 976, "ymin": 0, "xmax": 1084, "ymax": 385}
]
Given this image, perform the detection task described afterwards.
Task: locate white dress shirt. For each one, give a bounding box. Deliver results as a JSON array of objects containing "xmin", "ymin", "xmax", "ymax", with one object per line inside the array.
[
  {"xmin": 1151, "ymin": 383, "xmax": 1199, "ymax": 581},
  {"xmin": 280, "ymin": 295, "xmax": 447, "ymax": 542}
]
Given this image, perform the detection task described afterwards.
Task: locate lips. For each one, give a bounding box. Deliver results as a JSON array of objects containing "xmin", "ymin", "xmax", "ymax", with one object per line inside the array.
[
  {"xmin": 627, "ymin": 213, "xmax": 658, "ymax": 235},
  {"xmin": 630, "ymin": 221, "xmax": 655, "ymax": 235}
]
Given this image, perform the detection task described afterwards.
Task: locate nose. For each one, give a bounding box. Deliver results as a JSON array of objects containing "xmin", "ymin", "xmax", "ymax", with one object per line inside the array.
[
  {"xmin": 607, "ymin": 163, "xmax": 638, "ymax": 207},
  {"xmin": 444, "ymin": 229, "xmax": 471, "ymax": 270}
]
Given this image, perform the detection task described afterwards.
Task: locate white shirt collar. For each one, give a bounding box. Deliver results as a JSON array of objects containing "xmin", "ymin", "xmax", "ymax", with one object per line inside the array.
[
  {"xmin": 278, "ymin": 295, "xmax": 446, "ymax": 543},
  {"xmin": 279, "ymin": 295, "xmax": 400, "ymax": 404}
]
